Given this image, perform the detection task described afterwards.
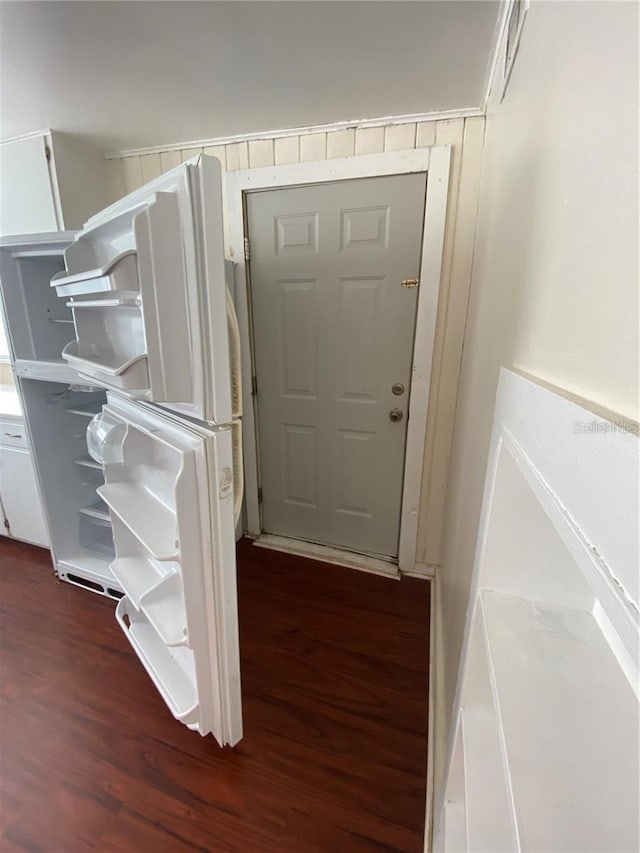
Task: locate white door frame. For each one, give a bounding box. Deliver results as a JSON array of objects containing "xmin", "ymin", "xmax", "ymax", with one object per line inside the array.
[{"xmin": 225, "ymin": 146, "xmax": 450, "ymax": 572}]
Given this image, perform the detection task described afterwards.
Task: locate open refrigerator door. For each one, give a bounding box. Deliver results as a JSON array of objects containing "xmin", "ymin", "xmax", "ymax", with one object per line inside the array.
[
  {"xmin": 87, "ymin": 392, "xmax": 243, "ymax": 744},
  {"xmin": 49, "ymin": 156, "xmax": 232, "ymax": 425}
]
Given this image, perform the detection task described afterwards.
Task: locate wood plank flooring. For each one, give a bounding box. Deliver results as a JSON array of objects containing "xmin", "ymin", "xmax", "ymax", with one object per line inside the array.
[{"xmin": 0, "ymin": 537, "xmax": 430, "ymax": 852}]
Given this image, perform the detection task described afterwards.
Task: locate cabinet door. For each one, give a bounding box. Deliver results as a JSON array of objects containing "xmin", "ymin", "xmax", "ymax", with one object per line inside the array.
[
  {"xmin": 0, "ymin": 135, "xmax": 59, "ymax": 236},
  {"xmin": 0, "ymin": 443, "xmax": 49, "ymax": 547}
]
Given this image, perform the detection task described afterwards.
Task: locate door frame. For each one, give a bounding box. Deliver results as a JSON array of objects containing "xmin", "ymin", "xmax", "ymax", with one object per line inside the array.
[{"xmin": 225, "ymin": 146, "xmax": 450, "ymax": 572}]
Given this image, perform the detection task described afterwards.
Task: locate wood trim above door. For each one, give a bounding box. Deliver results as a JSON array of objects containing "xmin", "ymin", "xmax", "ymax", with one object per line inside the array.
[{"xmin": 226, "ymin": 146, "xmax": 451, "ymax": 572}]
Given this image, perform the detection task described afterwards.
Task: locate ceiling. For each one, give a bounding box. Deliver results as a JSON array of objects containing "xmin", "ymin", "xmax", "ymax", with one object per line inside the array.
[{"xmin": 0, "ymin": 1, "xmax": 500, "ymax": 154}]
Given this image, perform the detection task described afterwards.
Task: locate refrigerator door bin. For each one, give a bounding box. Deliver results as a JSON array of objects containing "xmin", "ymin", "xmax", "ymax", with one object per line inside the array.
[
  {"xmin": 62, "ymin": 340, "xmax": 149, "ymax": 393},
  {"xmin": 50, "ymin": 250, "xmax": 138, "ymax": 298},
  {"xmin": 109, "ymin": 515, "xmax": 187, "ymax": 646},
  {"xmin": 116, "ymin": 596, "xmax": 199, "ymax": 726},
  {"xmin": 100, "ymin": 481, "xmax": 179, "ymax": 562},
  {"xmin": 61, "ymin": 299, "xmax": 149, "ymax": 392}
]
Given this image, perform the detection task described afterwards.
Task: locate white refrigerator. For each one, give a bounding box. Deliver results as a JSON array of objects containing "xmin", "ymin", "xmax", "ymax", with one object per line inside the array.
[{"xmin": 0, "ymin": 155, "xmax": 244, "ymax": 747}]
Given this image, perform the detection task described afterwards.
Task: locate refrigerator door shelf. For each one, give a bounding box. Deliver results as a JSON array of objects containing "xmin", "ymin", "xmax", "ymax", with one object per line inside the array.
[
  {"xmin": 110, "ymin": 541, "xmax": 186, "ymax": 647},
  {"xmin": 50, "ymin": 250, "xmax": 138, "ymax": 298},
  {"xmin": 62, "ymin": 295, "xmax": 148, "ymax": 392},
  {"xmin": 116, "ymin": 596, "xmax": 199, "ymax": 726},
  {"xmin": 62, "ymin": 340, "xmax": 150, "ymax": 392},
  {"xmin": 65, "ymin": 296, "xmax": 141, "ymax": 309},
  {"xmin": 96, "ymin": 393, "xmax": 242, "ymax": 743},
  {"xmin": 100, "ymin": 480, "xmax": 180, "ymax": 562}
]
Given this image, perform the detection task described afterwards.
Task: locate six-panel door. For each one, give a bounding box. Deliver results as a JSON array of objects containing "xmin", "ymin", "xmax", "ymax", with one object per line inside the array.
[{"xmin": 247, "ymin": 173, "xmax": 427, "ymax": 558}]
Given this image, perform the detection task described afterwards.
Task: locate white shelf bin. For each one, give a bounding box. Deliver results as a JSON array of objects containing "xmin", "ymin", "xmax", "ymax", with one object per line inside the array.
[
  {"xmin": 109, "ymin": 516, "xmax": 187, "ymax": 647},
  {"xmin": 61, "ymin": 298, "xmax": 149, "ymax": 392},
  {"xmin": 116, "ymin": 596, "xmax": 198, "ymax": 725},
  {"xmin": 62, "ymin": 340, "xmax": 150, "ymax": 392},
  {"xmin": 99, "ymin": 481, "xmax": 179, "ymax": 561},
  {"xmin": 50, "ymin": 250, "xmax": 138, "ymax": 298}
]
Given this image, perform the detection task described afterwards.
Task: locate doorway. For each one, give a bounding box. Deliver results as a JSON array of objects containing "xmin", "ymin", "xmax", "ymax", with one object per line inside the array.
[{"xmin": 246, "ymin": 173, "xmax": 427, "ymax": 560}]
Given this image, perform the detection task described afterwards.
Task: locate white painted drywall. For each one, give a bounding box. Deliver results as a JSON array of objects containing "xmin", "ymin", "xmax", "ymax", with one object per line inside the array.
[
  {"xmin": 0, "ymin": 1, "xmax": 499, "ymax": 151},
  {"xmin": 439, "ymin": 0, "xmax": 639, "ymax": 733}
]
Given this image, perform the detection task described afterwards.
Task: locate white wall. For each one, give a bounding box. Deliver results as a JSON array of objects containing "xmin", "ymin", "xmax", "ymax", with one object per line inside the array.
[
  {"xmin": 107, "ymin": 117, "xmax": 486, "ymax": 571},
  {"xmin": 1, "ymin": 2, "xmax": 499, "ymax": 150},
  {"xmin": 439, "ymin": 0, "xmax": 639, "ymax": 727}
]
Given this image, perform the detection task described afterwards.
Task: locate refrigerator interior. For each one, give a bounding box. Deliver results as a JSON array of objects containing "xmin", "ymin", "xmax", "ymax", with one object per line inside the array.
[
  {"xmin": 19, "ymin": 378, "xmax": 121, "ymax": 597},
  {"xmin": 0, "ymin": 251, "xmax": 75, "ymax": 363}
]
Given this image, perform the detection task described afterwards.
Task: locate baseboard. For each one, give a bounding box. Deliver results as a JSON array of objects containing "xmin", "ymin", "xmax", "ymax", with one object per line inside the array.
[
  {"xmin": 252, "ymin": 534, "xmax": 400, "ymax": 579},
  {"xmin": 404, "ymin": 561, "xmax": 438, "ymax": 579},
  {"xmin": 424, "ymin": 567, "xmax": 444, "ymax": 852},
  {"xmin": 424, "ymin": 571, "xmax": 449, "ymax": 853}
]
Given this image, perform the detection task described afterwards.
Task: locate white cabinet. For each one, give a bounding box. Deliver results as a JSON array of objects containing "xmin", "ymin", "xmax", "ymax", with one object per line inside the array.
[
  {"xmin": 0, "ymin": 130, "xmax": 107, "ymax": 237},
  {"xmin": 0, "ymin": 416, "xmax": 49, "ymax": 547}
]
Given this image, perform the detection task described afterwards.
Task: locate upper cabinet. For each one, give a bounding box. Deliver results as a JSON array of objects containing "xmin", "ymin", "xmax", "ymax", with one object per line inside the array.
[{"xmin": 0, "ymin": 130, "xmax": 108, "ymax": 237}]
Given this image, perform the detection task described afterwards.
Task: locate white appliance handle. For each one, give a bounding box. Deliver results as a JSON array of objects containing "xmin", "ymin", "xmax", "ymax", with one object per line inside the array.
[
  {"xmin": 226, "ymin": 285, "xmax": 243, "ymax": 418},
  {"xmin": 232, "ymin": 421, "xmax": 244, "ymax": 527}
]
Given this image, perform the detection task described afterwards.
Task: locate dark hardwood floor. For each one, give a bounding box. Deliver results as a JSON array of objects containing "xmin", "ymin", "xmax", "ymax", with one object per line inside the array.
[{"xmin": 0, "ymin": 537, "xmax": 430, "ymax": 852}]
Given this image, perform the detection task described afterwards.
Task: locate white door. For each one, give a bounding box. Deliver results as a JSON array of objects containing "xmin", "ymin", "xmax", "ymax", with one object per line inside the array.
[
  {"xmin": 247, "ymin": 174, "xmax": 427, "ymax": 558},
  {"xmin": 87, "ymin": 393, "xmax": 242, "ymax": 745},
  {"xmin": 49, "ymin": 156, "xmax": 233, "ymax": 425}
]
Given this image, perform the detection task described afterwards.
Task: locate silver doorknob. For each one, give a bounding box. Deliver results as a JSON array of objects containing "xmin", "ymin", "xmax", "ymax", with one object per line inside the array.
[{"xmin": 389, "ymin": 408, "xmax": 403, "ymax": 423}]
